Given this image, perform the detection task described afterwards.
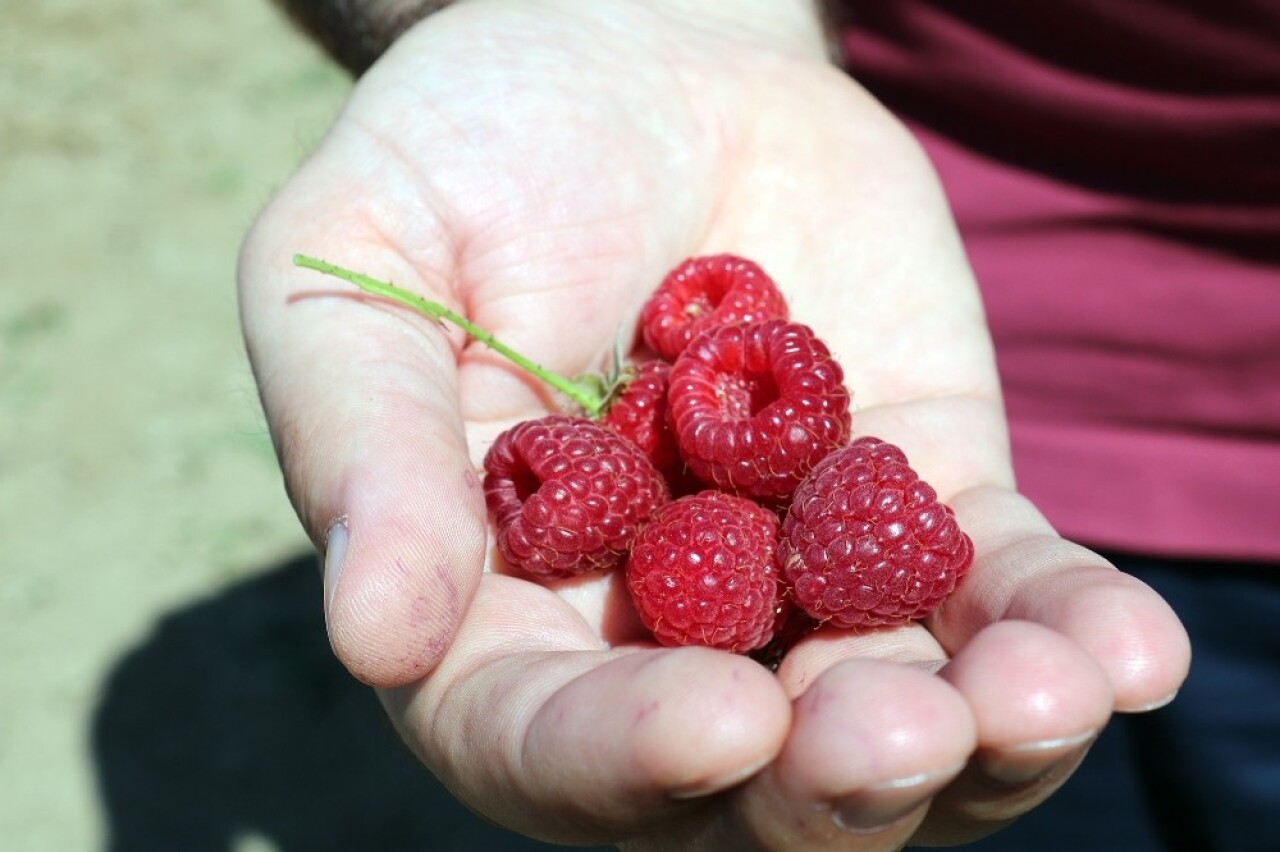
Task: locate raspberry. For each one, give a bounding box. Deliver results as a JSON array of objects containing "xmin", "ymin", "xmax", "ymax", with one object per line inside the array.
[
  {"xmin": 626, "ymin": 491, "xmax": 783, "ymax": 653},
  {"xmin": 601, "ymin": 360, "xmax": 680, "ymax": 475},
  {"xmin": 601, "ymin": 359, "xmax": 704, "ymax": 496},
  {"xmin": 778, "ymin": 436, "xmax": 974, "ymax": 629},
  {"xmin": 641, "ymin": 254, "xmax": 789, "ymax": 361},
  {"xmin": 667, "ymin": 319, "xmax": 851, "ymax": 501},
  {"xmin": 483, "ymin": 415, "xmax": 670, "ymax": 580}
]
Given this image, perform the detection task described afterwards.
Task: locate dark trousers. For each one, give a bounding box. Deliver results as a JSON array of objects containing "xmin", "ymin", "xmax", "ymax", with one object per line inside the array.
[{"xmin": 959, "ymin": 554, "xmax": 1280, "ymax": 851}]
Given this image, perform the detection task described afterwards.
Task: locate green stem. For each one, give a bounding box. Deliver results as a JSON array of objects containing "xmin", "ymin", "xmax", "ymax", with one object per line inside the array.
[{"xmin": 292, "ymin": 254, "xmax": 609, "ymax": 416}]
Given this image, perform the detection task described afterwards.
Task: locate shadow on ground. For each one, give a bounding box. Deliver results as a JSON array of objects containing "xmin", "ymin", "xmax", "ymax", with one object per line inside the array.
[{"xmin": 90, "ymin": 554, "xmax": 613, "ymax": 851}]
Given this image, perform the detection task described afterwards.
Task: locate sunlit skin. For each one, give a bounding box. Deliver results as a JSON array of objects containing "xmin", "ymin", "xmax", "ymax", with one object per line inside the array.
[{"xmin": 238, "ymin": 1, "xmax": 1190, "ymax": 848}]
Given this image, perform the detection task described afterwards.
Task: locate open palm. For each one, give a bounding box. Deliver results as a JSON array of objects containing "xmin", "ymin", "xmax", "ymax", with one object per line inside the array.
[{"xmin": 239, "ymin": 1, "xmax": 1189, "ymax": 848}]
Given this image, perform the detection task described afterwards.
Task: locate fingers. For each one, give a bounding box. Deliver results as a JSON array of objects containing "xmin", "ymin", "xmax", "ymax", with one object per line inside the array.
[
  {"xmin": 371, "ymin": 489, "xmax": 1166, "ymax": 851},
  {"xmin": 389, "ymin": 583, "xmax": 1098, "ymax": 851},
  {"xmin": 382, "ymin": 575, "xmax": 792, "ymax": 845},
  {"xmin": 238, "ymin": 164, "xmax": 486, "ymax": 687},
  {"xmin": 939, "ymin": 621, "xmax": 1111, "ymax": 777},
  {"xmin": 936, "ymin": 485, "xmax": 1192, "ymax": 712},
  {"xmin": 720, "ymin": 658, "xmax": 975, "ymax": 850},
  {"xmin": 710, "ymin": 617, "xmax": 1109, "ymax": 850},
  {"xmin": 918, "ymin": 619, "xmax": 1113, "ymax": 845}
]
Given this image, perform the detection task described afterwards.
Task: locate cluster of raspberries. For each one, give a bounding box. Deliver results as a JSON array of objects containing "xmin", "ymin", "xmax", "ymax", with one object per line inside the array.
[{"xmin": 482, "ymin": 255, "xmax": 974, "ymax": 656}]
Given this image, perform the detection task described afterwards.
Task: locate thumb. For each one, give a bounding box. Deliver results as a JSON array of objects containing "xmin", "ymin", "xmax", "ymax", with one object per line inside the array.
[{"xmin": 238, "ymin": 175, "xmax": 485, "ymax": 687}]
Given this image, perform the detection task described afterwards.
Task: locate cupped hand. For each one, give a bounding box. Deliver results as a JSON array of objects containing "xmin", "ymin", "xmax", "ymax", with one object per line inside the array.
[{"xmin": 238, "ymin": 0, "xmax": 1190, "ymax": 847}]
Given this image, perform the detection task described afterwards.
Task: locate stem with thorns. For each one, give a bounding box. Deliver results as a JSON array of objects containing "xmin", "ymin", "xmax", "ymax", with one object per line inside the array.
[{"xmin": 293, "ymin": 254, "xmax": 611, "ymax": 417}]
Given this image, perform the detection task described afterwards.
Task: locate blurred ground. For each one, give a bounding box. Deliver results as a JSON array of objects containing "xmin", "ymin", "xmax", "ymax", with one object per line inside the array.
[{"xmin": 0, "ymin": 3, "xmax": 595, "ymax": 850}]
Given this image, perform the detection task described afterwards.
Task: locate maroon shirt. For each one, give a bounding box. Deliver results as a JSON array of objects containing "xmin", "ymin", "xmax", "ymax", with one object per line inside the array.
[{"xmin": 839, "ymin": 1, "xmax": 1280, "ymax": 560}]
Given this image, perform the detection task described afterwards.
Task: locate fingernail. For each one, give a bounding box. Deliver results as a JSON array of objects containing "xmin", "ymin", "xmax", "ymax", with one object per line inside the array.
[
  {"xmin": 831, "ymin": 764, "xmax": 963, "ymax": 834},
  {"xmin": 978, "ymin": 729, "xmax": 1097, "ymax": 786},
  {"xmin": 668, "ymin": 755, "xmax": 774, "ymax": 800},
  {"xmin": 323, "ymin": 518, "xmax": 348, "ymax": 614},
  {"xmin": 1126, "ymin": 690, "xmax": 1178, "ymax": 713}
]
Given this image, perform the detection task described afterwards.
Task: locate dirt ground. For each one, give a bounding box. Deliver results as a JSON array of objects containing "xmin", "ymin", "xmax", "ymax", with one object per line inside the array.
[{"xmin": 0, "ymin": 3, "xmax": 592, "ymax": 850}]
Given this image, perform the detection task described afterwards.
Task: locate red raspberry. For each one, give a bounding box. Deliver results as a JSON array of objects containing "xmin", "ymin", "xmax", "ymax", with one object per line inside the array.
[
  {"xmin": 602, "ymin": 360, "xmax": 703, "ymax": 496},
  {"xmin": 778, "ymin": 436, "xmax": 974, "ymax": 629},
  {"xmin": 667, "ymin": 319, "xmax": 851, "ymax": 501},
  {"xmin": 483, "ymin": 415, "xmax": 669, "ymax": 580},
  {"xmin": 601, "ymin": 360, "xmax": 680, "ymax": 476},
  {"xmin": 626, "ymin": 491, "xmax": 783, "ymax": 653},
  {"xmin": 641, "ymin": 254, "xmax": 789, "ymax": 361}
]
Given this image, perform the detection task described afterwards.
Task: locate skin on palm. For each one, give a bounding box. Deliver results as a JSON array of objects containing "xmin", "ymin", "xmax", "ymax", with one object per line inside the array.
[{"xmin": 238, "ymin": 0, "xmax": 1191, "ymax": 847}]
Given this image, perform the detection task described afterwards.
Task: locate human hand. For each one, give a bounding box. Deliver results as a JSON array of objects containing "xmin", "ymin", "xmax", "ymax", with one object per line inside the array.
[{"xmin": 238, "ymin": 0, "xmax": 1191, "ymax": 847}]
